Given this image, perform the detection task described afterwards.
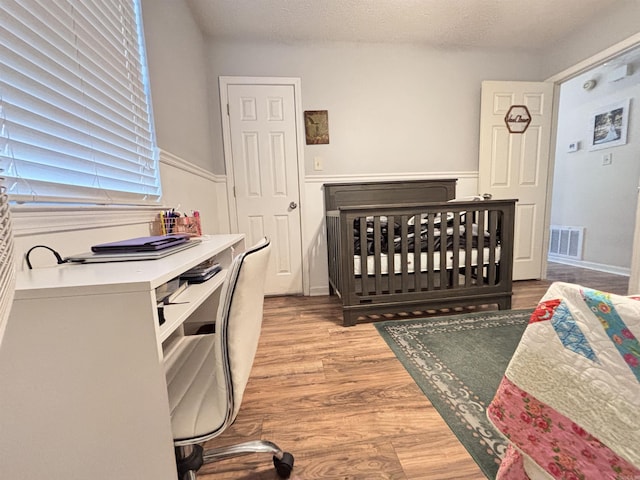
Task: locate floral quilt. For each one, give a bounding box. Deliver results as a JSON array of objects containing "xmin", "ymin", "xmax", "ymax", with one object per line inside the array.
[{"xmin": 487, "ymin": 282, "xmax": 640, "ymax": 480}]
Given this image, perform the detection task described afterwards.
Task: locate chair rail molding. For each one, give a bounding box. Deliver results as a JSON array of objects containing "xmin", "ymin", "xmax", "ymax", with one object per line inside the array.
[{"xmin": 159, "ymin": 149, "xmax": 222, "ymax": 183}]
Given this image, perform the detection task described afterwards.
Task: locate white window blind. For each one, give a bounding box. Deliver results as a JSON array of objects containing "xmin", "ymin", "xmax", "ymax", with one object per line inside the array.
[{"xmin": 0, "ymin": 0, "xmax": 161, "ymax": 205}]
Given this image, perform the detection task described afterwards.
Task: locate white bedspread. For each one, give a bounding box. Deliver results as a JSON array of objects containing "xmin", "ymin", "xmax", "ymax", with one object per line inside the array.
[{"xmin": 488, "ymin": 282, "xmax": 640, "ymax": 480}]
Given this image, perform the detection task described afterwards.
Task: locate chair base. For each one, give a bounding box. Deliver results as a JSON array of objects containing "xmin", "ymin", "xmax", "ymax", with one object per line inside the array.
[{"xmin": 176, "ymin": 440, "xmax": 294, "ymax": 479}]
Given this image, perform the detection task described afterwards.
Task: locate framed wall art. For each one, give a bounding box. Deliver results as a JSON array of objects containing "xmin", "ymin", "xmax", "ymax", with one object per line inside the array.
[
  {"xmin": 304, "ymin": 110, "xmax": 329, "ymax": 144},
  {"xmin": 589, "ymin": 98, "xmax": 630, "ymax": 150}
]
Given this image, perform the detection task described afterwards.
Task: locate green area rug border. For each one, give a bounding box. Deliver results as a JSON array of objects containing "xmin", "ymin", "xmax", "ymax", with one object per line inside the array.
[{"xmin": 375, "ymin": 309, "xmax": 534, "ymax": 479}]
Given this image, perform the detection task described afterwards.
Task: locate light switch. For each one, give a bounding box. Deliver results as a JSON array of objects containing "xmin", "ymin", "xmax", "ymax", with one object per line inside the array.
[
  {"xmin": 314, "ymin": 156, "xmax": 323, "ymax": 171},
  {"xmin": 602, "ymin": 153, "xmax": 612, "ymax": 166}
]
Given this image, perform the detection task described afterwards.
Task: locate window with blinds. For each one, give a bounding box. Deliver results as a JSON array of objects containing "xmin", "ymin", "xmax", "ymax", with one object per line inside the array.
[{"xmin": 0, "ymin": 0, "xmax": 161, "ymax": 205}]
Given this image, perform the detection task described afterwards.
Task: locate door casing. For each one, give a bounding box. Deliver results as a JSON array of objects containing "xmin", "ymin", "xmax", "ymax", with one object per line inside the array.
[{"xmin": 543, "ymin": 33, "xmax": 640, "ymax": 293}]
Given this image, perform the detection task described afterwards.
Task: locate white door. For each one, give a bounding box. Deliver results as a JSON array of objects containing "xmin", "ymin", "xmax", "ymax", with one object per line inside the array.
[
  {"xmin": 224, "ymin": 82, "xmax": 303, "ymax": 295},
  {"xmin": 479, "ymin": 81, "xmax": 555, "ymax": 280}
]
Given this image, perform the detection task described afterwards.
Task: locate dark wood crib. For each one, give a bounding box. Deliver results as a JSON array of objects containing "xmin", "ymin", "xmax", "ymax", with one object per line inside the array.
[{"xmin": 324, "ymin": 179, "xmax": 516, "ymax": 326}]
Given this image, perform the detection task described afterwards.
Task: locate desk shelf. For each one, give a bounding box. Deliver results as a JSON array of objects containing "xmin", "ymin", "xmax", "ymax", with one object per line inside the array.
[{"xmin": 158, "ymin": 268, "xmax": 227, "ymax": 343}]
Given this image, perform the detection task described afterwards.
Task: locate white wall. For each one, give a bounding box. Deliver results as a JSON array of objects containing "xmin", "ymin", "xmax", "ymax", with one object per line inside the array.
[
  {"xmin": 140, "ymin": 0, "xmax": 216, "ymax": 172},
  {"xmin": 207, "ymin": 41, "xmax": 543, "ymax": 177},
  {"xmin": 550, "ymin": 59, "xmax": 640, "ymax": 273},
  {"xmin": 142, "ymin": 0, "xmax": 640, "ymax": 177},
  {"xmin": 541, "ymin": 0, "xmax": 640, "ymax": 78}
]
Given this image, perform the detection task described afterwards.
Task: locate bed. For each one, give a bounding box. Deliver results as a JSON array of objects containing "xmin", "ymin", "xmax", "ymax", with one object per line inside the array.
[
  {"xmin": 488, "ymin": 282, "xmax": 640, "ymax": 480},
  {"xmin": 324, "ymin": 179, "xmax": 516, "ymax": 326}
]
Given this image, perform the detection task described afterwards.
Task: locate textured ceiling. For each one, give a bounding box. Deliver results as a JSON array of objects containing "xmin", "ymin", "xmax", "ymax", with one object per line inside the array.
[{"xmin": 186, "ymin": 0, "xmax": 622, "ymax": 52}]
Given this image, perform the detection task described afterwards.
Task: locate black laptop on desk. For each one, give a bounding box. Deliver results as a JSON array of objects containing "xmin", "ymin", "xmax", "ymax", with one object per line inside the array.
[
  {"xmin": 91, "ymin": 234, "xmax": 190, "ymax": 253},
  {"xmin": 66, "ymin": 236, "xmax": 200, "ymax": 263}
]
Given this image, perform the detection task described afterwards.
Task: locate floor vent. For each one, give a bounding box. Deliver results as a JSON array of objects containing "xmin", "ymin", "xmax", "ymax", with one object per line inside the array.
[{"xmin": 549, "ymin": 226, "xmax": 584, "ymax": 260}]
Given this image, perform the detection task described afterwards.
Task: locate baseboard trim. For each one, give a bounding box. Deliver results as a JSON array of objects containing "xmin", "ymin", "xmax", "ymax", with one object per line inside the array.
[
  {"xmin": 548, "ymin": 256, "xmax": 630, "ymax": 277},
  {"xmin": 309, "ymin": 286, "xmax": 330, "ymax": 296}
]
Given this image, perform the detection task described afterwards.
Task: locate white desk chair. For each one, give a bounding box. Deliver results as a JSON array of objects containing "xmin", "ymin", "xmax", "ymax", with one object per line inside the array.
[{"xmin": 164, "ymin": 238, "xmax": 294, "ymax": 479}]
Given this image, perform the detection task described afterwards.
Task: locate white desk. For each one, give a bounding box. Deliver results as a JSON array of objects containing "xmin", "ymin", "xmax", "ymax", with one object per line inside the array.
[{"xmin": 0, "ymin": 234, "xmax": 245, "ymax": 480}]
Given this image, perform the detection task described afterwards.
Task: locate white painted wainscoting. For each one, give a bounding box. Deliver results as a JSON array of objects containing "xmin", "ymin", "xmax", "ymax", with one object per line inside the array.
[{"xmin": 158, "ymin": 150, "xmax": 229, "ymax": 235}]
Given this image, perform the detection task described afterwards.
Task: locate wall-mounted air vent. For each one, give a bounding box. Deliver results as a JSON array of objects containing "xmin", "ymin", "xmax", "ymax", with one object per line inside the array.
[{"xmin": 549, "ymin": 226, "xmax": 584, "ymax": 260}]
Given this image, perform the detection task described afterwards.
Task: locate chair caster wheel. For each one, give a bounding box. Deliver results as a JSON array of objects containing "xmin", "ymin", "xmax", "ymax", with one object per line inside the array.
[{"xmin": 273, "ymin": 452, "xmax": 294, "ymax": 478}]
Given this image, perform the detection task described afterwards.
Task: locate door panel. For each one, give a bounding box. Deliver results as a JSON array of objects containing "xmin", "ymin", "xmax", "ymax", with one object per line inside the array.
[
  {"xmin": 479, "ymin": 81, "xmax": 554, "ymax": 280},
  {"xmin": 515, "ymin": 203, "xmax": 536, "ymax": 263},
  {"xmin": 227, "ymin": 84, "xmax": 303, "ymax": 295}
]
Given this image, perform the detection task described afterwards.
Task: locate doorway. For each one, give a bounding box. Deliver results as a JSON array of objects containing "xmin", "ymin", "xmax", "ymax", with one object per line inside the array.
[{"xmin": 545, "ymin": 46, "xmax": 640, "ymax": 292}]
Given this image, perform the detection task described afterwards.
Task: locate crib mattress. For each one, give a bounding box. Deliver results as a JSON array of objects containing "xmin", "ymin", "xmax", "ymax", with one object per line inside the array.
[{"xmin": 353, "ymin": 247, "xmax": 501, "ymax": 276}]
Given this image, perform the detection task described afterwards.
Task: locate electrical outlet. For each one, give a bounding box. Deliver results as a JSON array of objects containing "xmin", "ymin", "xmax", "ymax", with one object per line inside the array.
[
  {"xmin": 314, "ymin": 157, "xmax": 323, "ymax": 171},
  {"xmin": 602, "ymin": 153, "xmax": 613, "ymax": 166}
]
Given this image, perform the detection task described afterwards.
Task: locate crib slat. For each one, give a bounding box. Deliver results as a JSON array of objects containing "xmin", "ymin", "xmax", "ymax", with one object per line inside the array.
[
  {"xmin": 374, "ymin": 216, "xmax": 382, "ymax": 294},
  {"xmin": 359, "ymin": 216, "xmax": 368, "ymax": 295},
  {"xmin": 477, "ymin": 209, "xmax": 485, "ymax": 286},
  {"xmin": 400, "ymin": 215, "xmax": 409, "ymax": 292},
  {"xmin": 488, "ymin": 210, "xmax": 497, "ymax": 285},
  {"xmin": 465, "ymin": 211, "xmax": 473, "ymax": 286},
  {"xmin": 387, "ymin": 215, "xmax": 396, "ymax": 293},
  {"xmin": 427, "ymin": 212, "xmax": 435, "ymax": 290},
  {"xmin": 333, "ymin": 215, "xmax": 340, "ymax": 292},
  {"xmin": 452, "ymin": 211, "xmax": 461, "ymax": 287},
  {"xmin": 414, "ymin": 213, "xmax": 422, "ymax": 292},
  {"xmin": 440, "ymin": 210, "xmax": 448, "ymax": 288}
]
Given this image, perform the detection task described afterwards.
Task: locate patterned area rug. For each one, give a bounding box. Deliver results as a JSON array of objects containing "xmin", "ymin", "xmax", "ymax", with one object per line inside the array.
[{"xmin": 375, "ymin": 309, "xmax": 533, "ymax": 479}]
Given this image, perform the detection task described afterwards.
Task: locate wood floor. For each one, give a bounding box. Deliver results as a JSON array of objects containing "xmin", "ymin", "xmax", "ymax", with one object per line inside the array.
[{"xmin": 194, "ymin": 264, "xmax": 629, "ymax": 479}]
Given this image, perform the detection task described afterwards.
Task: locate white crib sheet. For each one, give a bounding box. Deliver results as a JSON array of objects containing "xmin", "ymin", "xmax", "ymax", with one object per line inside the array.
[{"xmin": 353, "ymin": 247, "xmax": 501, "ymax": 276}]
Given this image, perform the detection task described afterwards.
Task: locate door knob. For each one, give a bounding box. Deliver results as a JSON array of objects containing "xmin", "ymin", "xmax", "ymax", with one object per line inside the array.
[{"xmin": 289, "ymin": 201, "xmax": 298, "ymax": 210}]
